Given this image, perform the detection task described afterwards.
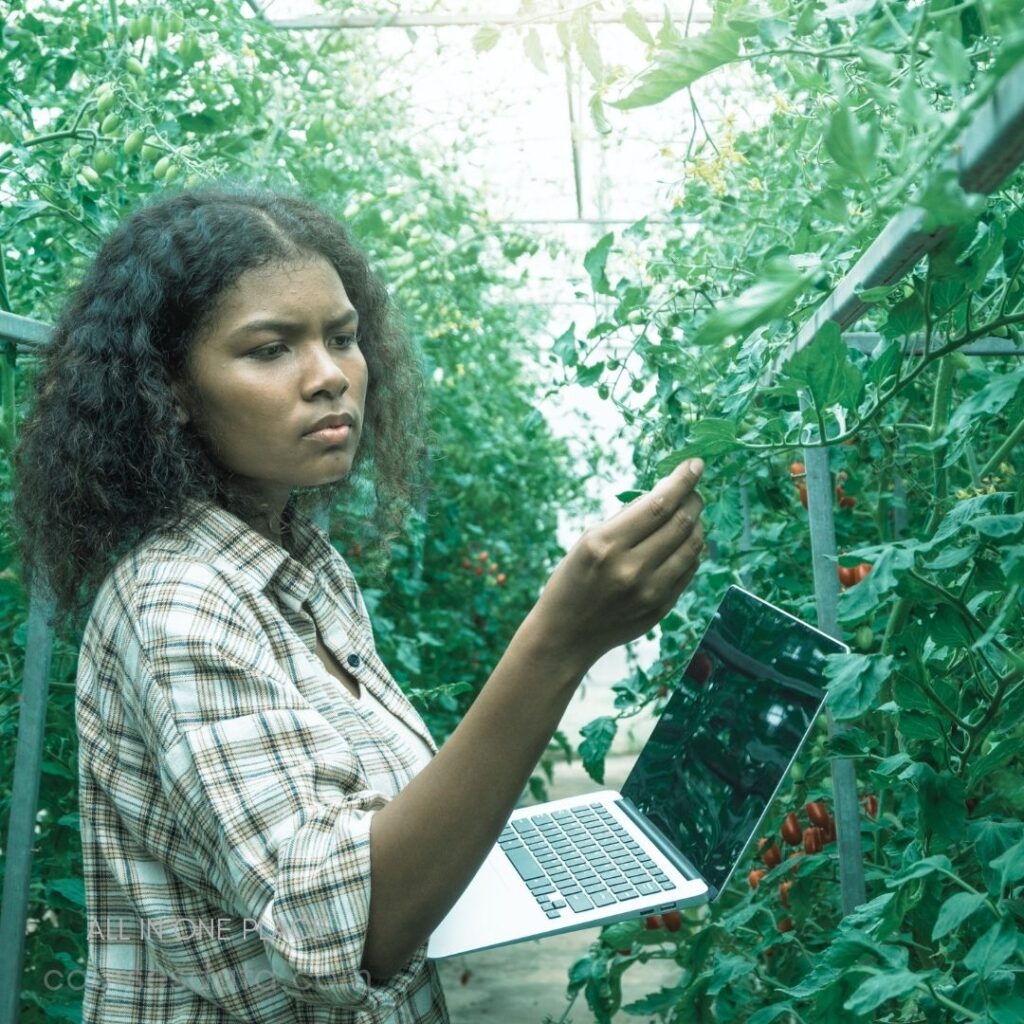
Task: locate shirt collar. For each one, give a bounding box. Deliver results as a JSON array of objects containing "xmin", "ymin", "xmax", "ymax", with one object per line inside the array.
[{"xmin": 173, "ymin": 496, "xmax": 337, "ymax": 606}]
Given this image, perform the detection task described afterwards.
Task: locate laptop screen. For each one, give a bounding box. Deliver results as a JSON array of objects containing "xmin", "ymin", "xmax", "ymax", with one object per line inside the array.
[{"xmin": 620, "ymin": 585, "xmax": 847, "ymax": 897}]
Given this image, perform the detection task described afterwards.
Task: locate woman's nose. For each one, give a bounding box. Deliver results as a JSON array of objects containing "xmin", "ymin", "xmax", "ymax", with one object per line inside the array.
[{"xmin": 302, "ymin": 340, "xmax": 349, "ymax": 398}]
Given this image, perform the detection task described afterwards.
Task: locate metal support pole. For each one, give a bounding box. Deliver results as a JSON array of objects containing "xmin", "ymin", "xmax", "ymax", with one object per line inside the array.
[
  {"xmin": 0, "ymin": 583, "xmax": 57, "ymax": 1024},
  {"xmin": 801, "ymin": 405, "xmax": 868, "ymax": 914}
]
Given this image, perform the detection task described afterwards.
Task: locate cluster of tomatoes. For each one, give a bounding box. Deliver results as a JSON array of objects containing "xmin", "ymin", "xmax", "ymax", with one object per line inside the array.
[
  {"xmin": 459, "ymin": 550, "xmax": 507, "ymax": 585},
  {"xmin": 788, "ymin": 462, "xmax": 857, "ymax": 512},
  {"xmin": 748, "ymin": 801, "xmax": 836, "ymax": 935},
  {"xmin": 748, "ymin": 795, "xmax": 879, "ymax": 939}
]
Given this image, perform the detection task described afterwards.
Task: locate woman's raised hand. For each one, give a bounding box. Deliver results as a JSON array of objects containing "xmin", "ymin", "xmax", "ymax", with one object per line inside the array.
[{"xmin": 530, "ymin": 458, "xmax": 706, "ymax": 670}]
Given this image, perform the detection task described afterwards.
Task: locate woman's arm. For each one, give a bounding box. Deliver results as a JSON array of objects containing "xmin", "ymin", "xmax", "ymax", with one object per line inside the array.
[{"xmin": 362, "ymin": 458, "xmax": 706, "ymax": 979}]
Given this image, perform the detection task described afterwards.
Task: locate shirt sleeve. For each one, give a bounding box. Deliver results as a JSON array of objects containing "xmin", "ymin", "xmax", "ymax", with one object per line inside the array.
[{"xmin": 121, "ymin": 561, "xmax": 427, "ymax": 1012}]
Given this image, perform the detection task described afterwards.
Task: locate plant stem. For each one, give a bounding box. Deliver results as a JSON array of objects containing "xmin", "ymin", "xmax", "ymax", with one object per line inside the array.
[{"xmin": 977, "ymin": 415, "xmax": 1024, "ymax": 479}]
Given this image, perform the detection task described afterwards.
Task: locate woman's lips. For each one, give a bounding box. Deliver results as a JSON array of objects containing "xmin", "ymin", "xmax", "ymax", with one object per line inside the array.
[{"xmin": 305, "ymin": 424, "xmax": 351, "ymax": 443}]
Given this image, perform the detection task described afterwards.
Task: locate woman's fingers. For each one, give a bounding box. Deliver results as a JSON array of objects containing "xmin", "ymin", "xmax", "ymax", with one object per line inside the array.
[
  {"xmin": 628, "ymin": 489, "xmax": 705, "ymax": 571},
  {"xmin": 603, "ymin": 458, "xmax": 705, "ymax": 551}
]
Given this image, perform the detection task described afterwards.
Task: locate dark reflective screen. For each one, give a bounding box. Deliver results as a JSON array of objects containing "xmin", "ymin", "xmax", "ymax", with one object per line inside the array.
[{"xmin": 621, "ymin": 586, "xmax": 847, "ymax": 895}]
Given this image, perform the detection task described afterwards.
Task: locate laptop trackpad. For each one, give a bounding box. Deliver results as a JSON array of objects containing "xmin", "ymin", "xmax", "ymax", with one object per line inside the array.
[{"xmin": 427, "ymin": 845, "xmax": 534, "ymax": 959}]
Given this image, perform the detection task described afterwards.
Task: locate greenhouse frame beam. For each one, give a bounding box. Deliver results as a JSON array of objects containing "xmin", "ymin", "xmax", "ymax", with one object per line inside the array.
[
  {"xmin": 265, "ymin": 9, "xmax": 708, "ymax": 31},
  {"xmin": 778, "ymin": 58, "xmax": 1024, "ymax": 369}
]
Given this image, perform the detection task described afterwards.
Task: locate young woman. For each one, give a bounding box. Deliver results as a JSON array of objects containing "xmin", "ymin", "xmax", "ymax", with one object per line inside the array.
[{"xmin": 13, "ymin": 185, "xmax": 706, "ymax": 1023}]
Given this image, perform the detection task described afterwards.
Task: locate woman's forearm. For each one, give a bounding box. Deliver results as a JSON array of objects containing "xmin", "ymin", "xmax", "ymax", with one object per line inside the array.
[{"xmin": 360, "ymin": 608, "xmax": 592, "ymax": 980}]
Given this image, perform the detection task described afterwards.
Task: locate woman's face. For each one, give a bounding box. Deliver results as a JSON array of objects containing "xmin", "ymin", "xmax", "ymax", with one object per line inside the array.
[{"xmin": 176, "ymin": 256, "xmax": 368, "ymax": 516}]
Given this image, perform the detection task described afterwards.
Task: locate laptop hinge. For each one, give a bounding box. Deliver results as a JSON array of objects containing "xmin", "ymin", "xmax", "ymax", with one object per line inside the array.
[{"xmin": 615, "ymin": 798, "xmax": 715, "ymax": 896}]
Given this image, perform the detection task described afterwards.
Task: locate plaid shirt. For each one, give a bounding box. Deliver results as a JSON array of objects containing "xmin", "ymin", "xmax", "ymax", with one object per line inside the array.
[{"xmin": 75, "ymin": 496, "xmax": 450, "ymax": 1023}]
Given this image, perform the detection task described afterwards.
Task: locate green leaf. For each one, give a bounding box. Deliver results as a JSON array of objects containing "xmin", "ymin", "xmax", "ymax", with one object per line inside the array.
[
  {"xmin": 657, "ymin": 420, "xmax": 740, "ymax": 468},
  {"xmin": 836, "ymin": 543, "xmax": 917, "ymax": 625},
  {"xmin": 584, "ymin": 232, "xmax": 615, "ymax": 295},
  {"xmin": 943, "ymin": 368, "xmax": 1024, "ymax": 467},
  {"xmin": 523, "ymin": 28, "xmax": 547, "ymax": 73},
  {"xmin": 576, "ymin": 360, "xmax": 605, "ymax": 387},
  {"xmin": 48, "ymin": 877, "xmax": 86, "ymax": 908},
  {"xmin": 991, "ymin": 838, "xmax": 1024, "ymax": 888},
  {"xmin": 825, "ymin": 102, "xmax": 876, "ymax": 180},
  {"xmin": 824, "ymin": 653, "xmax": 893, "ymax": 720},
  {"xmin": 887, "ymin": 853, "xmax": 953, "ymax": 886},
  {"xmin": 927, "ymin": 29, "xmax": 972, "ymax": 87},
  {"xmin": 779, "ymin": 320, "xmax": 863, "ymax": 413},
  {"xmin": 914, "ymin": 169, "xmax": 987, "ymax": 231},
  {"xmin": 882, "ymin": 293, "xmax": 925, "ymax": 340},
  {"xmin": 695, "ymin": 258, "xmax": 813, "ymax": 345},
  {"xmin": 552, "ymin": 322, "xmax": 578, "ymax": 366},
  {"xmin": 579, "ymin": 715, "xmax": 617, "ymax": 784},
  {"xmin": 572, "ymin": 13, "xmax": 603, "ymax": 80},
  {"xmin": 610, "ymin": 29, "xmax": 740, "ymax": 110},
  {"xmin": 931, "ymin": 891, "xmax": 987, "ymax": 940},
  {"xmin": 844, "ymin": 969, "xmax": 926, "ymax": 1015},
  {"xmin": 623, "ymin": 983, "xmax": 690, "ymax": 1014},
  {"xmin": 707, "ymin": 954, "xmax": 751, "ymax": 996},
  {"xmin": 910, "ymin": 763, "xmax": 967, "ymax": 842},
  {"xmin": 973, "ymin": 514, "xmax": 1024, "ymax": 539},
  {"xmin": 472, "ymin": 25, "xmax": 501, "ymax": 53},
  {"xmin": 964, "ymin": 916, "xmax": 1019, "ymax": 977},
  {"xmin": 622, "ymin": 5, "xmax": 655, "ymax": 45}
]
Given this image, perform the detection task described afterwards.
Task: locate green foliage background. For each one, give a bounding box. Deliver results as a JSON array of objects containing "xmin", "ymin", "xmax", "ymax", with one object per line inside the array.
[
  {"xmin": 509, "ymin": 0, "xmax": 1024, "ymax": 1021},
  {"xmin": 0, "ymin": 1, "xmax": 600, "ymax": 1019}
]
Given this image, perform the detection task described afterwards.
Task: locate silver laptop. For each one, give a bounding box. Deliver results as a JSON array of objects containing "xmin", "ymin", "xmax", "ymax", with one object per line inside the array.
[{"xmin": 427, "ymin": 585, "xmax": 849, "ymax": 959}]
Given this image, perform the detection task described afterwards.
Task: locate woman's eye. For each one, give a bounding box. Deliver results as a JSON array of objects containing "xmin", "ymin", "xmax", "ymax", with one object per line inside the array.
[
  {"xmin": 250, "ymin": 343, "xmax": 286, "ymax": 359},
  {"xmin": 330, "ymin": 332, "xmax": 359, "ymax": 349}
]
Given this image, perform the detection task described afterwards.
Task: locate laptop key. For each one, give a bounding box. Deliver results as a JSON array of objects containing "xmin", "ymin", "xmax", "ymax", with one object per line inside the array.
[
  {"xmin": 659, "ymin": 880, "xmax": 676, "ymax": 890},
  {"xmin": 635, "ymin": 881, "xmax": 660, "ymax": 895},
  {"xmin": 545, "ymin": 909, "xmax": 561, "ymax": 919},
  {"xmin": 506, "ymin": 847, "xmax": 545, "ymax": 881},
  {"xmin": 566, "ymin": 892, "xmax": 594, "ymax": 913},
  {"xmin": 529, "ymin": 882, "xmax": 556, "ymax": 895},
  {"xmin": 590, "ymin": 890, "xmax": 617, "ymax": 907}
]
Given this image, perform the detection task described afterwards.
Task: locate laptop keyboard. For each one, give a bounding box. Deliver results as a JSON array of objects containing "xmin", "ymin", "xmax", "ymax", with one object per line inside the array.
[{"xmin": 497, "ymin": 802, "xmax": 676, "ymax": 919}]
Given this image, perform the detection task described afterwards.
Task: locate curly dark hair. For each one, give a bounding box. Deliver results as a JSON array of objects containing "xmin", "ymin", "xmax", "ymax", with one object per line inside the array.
[{"xmin": 12, "ymin": 183, "xmax": 426, "ymax": 631}]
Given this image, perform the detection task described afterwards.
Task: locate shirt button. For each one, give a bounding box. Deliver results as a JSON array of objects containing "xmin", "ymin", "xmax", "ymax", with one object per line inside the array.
[{"xmin": 347, "ymin": 654, "xmax": 361, "ymax": 668}]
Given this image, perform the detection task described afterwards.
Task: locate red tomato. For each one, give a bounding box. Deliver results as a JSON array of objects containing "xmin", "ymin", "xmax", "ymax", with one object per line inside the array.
[
  {"xmin": 797, "ymin": 483, "xmax": 808, "ymax": 509},
  {"xmin": 855, "ymin": 562, "xmax": 872, "ymax": 582},
  {"xmin": 496, "ymin": 573, "xmax": 507, "ymax": 585},
  {"xmin": 477, "ymin": 550, "xmax": 489, "ymax": 562},
  {"xmin": 778, "ymin": 881, "xmax": 792, "ymax": 909},
  {"xmin": 760, "ymin": 841, "xmax": 782, "ymax": 869},
  {"xmin": 839, "ymin": 495, "xmax": 857, "ymax": 509},
  {"xmin": 685, "ymin": 651, "xmax": 713, "ymax": 685},
  {"xmin": 803, "ymin": 827, "xmax": 824, "ymax": 854},
  {"xmin": 777, "ymin": 917, "xmax": 794, "ymax": 933},
  {"xmin": 789, "ymin": 461, "xmax": 805, "ymax": 477},
  {"xmin": 748, "ymin": 869, "xmax": 766, "ymax": 890},
  {"xmin": 662, "ymin": 910, "xmax": 682, "ymax": 932},
  {"xmin": 781, "ymin": 812, "xmax": 802, "ymax": 846},
  {"xmin": 861, "ymin": 794, "xmax": 878, "ymax": 819},
  {"xmin": 805, "ymin": 801, "xmax": 830, "ymax": 828},
  {"xmin": 461, "ymin": 558, "xmax": 472, "ymax": 569},
  {"xmin": 823, "ymin": 814, "xmax": 837, "ymax": 843},
  {"xmin": 645, "ymin": 915, "xmax": 662, "ymax": 930},
  {"xmin": 838, "ymin": 565, "xmax": 856, "ymax": 587}
]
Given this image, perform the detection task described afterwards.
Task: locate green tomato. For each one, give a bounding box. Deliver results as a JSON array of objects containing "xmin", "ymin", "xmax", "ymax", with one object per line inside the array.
[
  {"xmin": 126, "ymin": 56, "xmax": 145, "ymax": 76},
  {"xmin": 79, "ymin": 166, "xmax": 101, "ymax": 187},
  {"xmin": 597, "ymin": 384, "xmax": 610, "ymax": 400},
  {"xmin": 93, "ymin": 150, "xmax": 116, "ymax": 174},
  {"xmin": 789, "ymin": 761, "xmax": 805, "ymax": 782},
  {"xmin": 152, "ymin": 155, "xmax": 171, "ymax": 179},
  {"xmin": 96, "ymin": 91, "xmax": 118, "ymax": 116},
  {"xmin": 140, "ymin": 138, "xmax": 162, "ymax": 161},
  {"xmin": 100, "ymin": 113, "xmax": 121, "ymax": 135},
  {"xmin": 123, "ymin": 129, "xmax": 146, "ymax": 157},
  {"xmin": 854, "ymin": 625, "xmax": 874, "ymax": 651}
]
